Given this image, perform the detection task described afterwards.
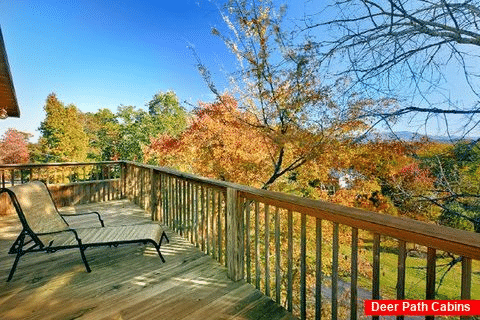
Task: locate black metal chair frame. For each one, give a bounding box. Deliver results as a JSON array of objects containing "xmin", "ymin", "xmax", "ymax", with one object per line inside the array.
[{"xmin": 1, "ymin": 181, "xmax": 169, "ymax": 282}]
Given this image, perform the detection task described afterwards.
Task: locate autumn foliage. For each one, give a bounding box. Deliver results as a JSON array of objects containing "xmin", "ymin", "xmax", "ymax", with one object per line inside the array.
[
  {"xmin": 38, "ymin": 93, "xmax": 89, "ymax": 162},
  {"xmin": 144, "ymin": 96, "xmax": 273, "ymax": 187},
  {"xmin": 0, "ymin": 128, "xmax": 30, "ymax": 164},
  {"xmin": 25, "ymin": 90, "xmax": 479, "ymax": 231},
  {"xmin": 144, "ymin": 95, "xmax": 429, "ymax": 219}
]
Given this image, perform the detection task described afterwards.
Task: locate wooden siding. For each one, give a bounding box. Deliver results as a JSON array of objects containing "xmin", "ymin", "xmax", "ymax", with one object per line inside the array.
[{"xmin": 0, "ymin": 26, "xmax": 19, "ymax": 118}]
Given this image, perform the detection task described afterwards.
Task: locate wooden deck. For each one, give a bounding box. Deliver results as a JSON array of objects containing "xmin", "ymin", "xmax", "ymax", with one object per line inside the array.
[{"xmin": 0, "ymin": 200, "xmax": 295, "ymax": 320}]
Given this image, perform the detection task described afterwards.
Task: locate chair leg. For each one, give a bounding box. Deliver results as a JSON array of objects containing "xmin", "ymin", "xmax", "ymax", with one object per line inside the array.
[
  {"xmin": 8, "ymin": 233, "xmax": 23, "ymax": 254},
  {"xmin": 154, "ymin": 232, "xmax": 169, "ymax": 263},
  {"xmin": 79, "ymin": 246, "xmax": 91, "ymax": 273},
  {"xmin": 7, "ymin": 231, "xmax": 25, "ymax": 282},
  {"xmin": 7, "ymin": 250, "xmax": 23, "ymax": 282},
  {"xmin": 155, "ymin": 245, "xmax": 166, "ymax": 263},
  {"xmin": 160, "ymin": 231, "xmax": 169, "ymax": 244}
]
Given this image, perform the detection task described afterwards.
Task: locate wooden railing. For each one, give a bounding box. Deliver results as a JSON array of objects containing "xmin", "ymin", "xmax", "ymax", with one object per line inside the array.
[
  {"xmin": 0, "ymin": 162, "xmax": 124, "ymax": 210},
  {"xmin": 123, "ymin": 162, "xmax": 230, "ymax": 265},
  {"xmin": 124, "ymin": 162, "xmax": 480, "ymax": 320},
  {"xmin": 2, "ymin": 161, "xmax": 480, "ymax": 320}
]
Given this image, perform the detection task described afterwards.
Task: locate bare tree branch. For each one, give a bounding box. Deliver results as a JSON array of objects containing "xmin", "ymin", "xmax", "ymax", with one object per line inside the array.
[{"xmin": 302, "ymin": 0, "xmax": 480, "ymax": 137}]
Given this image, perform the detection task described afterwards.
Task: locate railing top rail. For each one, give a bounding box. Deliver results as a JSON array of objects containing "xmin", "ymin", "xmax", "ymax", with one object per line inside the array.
[
  {"xmin": 126, "ymin": 161, "xmax": 480, "ymax": 259},
  {"xmin": 0, "ymin": 161, "xmax": 122, "ymax": 169},
  {"xmin": 238, "ymin": 187, "xmax": 480, "ymax": 259},
  {"xmin": 123, "ymin": 161, "xmax": 232, "ymax": 191}
]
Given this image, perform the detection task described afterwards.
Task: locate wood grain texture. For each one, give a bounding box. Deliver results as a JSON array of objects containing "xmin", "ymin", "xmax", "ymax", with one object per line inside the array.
[
  {"xmin": 0, "ymin": 200, "xmax": 294, "ymax": 320},
  {"xmin": 4, "ymin": 161, "xmax": 480, "ymax": 320},
  {"xmin": 226, "ymin": 188, "xmax": 244, "ymax": 281}
]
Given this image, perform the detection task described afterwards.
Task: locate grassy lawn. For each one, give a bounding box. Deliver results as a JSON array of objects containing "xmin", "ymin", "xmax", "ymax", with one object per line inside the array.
[
  {"xmin": 337, "ymin": 232, "xmax": 480, "ymax": 300},
  {"xmin": 246, "ymin": 212, "xmax": 479, "ymax": 319}
]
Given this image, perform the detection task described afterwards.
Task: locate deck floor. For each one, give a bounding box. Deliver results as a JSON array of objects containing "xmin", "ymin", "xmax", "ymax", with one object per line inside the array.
[{"xmin": 0, "ymin": 200, "xmax": 295, "ymax": 320}]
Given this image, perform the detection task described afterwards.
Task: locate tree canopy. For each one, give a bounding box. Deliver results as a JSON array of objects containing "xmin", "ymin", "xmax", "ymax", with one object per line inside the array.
[
  {"xmin": 38, "ymin": 93, "xmax": 89, "ymax": 162},
  {"xmin": 116, "ymin": 91, "xmax": 188, "ymax": 162},
  {"xmin": 33, "ymin": 91, "xmax": 189, "ymax": 163},
  {"xmin": 195, "ymin": 0, "xmax": 379, "ymax": 188},
  {"xmin": 0, "ymin": 128, "xmax": 31, "ymax": 164},
  {"xmin": 147, "ymin": 90, "xmax": 188, "ymax": 137},
  {"xmin": 145, "ymin": 95, "xmax": 273, "ymax": 187}
]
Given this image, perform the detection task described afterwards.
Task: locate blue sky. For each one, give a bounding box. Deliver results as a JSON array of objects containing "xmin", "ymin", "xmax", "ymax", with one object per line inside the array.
[
  {"xmin": 0, "ymin": 0, "xmax": 234, "ymax": 141},
  {"xmin": 1, "ymin": 0, "xmax": 478, "ymax": 142}
]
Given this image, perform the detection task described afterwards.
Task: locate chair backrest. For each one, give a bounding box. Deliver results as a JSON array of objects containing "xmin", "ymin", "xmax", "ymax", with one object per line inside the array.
[{"xmin": 7, "ymin": 181, "xmax": 69, "ymax": 234}]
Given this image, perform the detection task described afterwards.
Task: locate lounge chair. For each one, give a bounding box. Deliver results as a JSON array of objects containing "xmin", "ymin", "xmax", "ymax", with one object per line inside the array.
[{"xmin": 1, "ymin": 181, "xmax": 169, "ymax": 281}]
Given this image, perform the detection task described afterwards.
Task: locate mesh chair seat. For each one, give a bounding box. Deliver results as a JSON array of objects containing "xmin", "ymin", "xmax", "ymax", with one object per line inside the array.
[
  {"xmin": 40, "ymin": 224, "xmax": 163, "ymax": 247},
  {"xmin": 1, "ymin": 181, "xmax": 169, "ymax": 282}
]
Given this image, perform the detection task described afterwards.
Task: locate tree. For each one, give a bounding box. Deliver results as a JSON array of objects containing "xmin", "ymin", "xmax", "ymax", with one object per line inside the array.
[
  {"xmin": 303, "ymin": 0, "xmax": 480, "ymax": 136},
  {"xmin": 290, "ymin": 139, "xmax": 427, "ymax": 216},
  {"xmin": 116, "ymin": 91, "xmax": 188, "ymax": 162},
  {"xmin": 79, "ymin": 111, "xmax": 102, "ymax": 161},
  {"xmin": 80, "ymin": 109, "xmax": 121, "ymax": 161},
  {"xmin": 94, "ymin": 109, "xmax": 121, "ymax": 161},
  {"xmin": 116, "ymin": 105, "xmax": 152, "ymax": 161},
  {"xmin": 38, "ymin": 93, "xmax": 89, "ymax": 162},
  {"xmin": 147, "ymin": 90, "xmax": 188, "ymax": 137},
  {"xmin": 297, "ymin": 0, "xmax": 480, "ymax": 235},
  {"xmin": 144, "ymin": 95, "xmax": 273, "ymax": 187},
  {"xmin": 418, "ymin": 141, "xmax": 480, "ymax": 231},
  {"xmin": 382, "ymin": 161, "xmax": 437, "ymax": 219},
  {"xmin": 0, "ymin": 128, "xmax": 31, "ymax": 164},
  {"xmin": 197, "ymin": 0, "xmax": 372, "ymax": 189}
]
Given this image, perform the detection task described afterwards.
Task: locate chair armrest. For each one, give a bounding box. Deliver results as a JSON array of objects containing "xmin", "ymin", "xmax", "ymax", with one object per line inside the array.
[
  {"xmin": 60, "ymin": 212, "xmax": 105, "ymax": 227},
  {"xmin": 37, "ymin": 228, "xmax": 78, "ymax": 236},
  {"xmin": 37, "ymin": 228, "xmax": 84, "ymax": 248}
]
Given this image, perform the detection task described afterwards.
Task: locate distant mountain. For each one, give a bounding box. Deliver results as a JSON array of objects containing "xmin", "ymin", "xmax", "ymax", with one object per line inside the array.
[
  {"xmin": 383, "ymin": 131, "xmax": 424, "ymax": 141},
  {"xmin": 364, "ymin": 131, "xmax": 478, "ymax": 143}
]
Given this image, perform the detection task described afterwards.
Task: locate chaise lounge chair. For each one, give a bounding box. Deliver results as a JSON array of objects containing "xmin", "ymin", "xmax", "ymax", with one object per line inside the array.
[{"xmin": 1, "ymin": 181, "xmax": 169, "ymax": 281}]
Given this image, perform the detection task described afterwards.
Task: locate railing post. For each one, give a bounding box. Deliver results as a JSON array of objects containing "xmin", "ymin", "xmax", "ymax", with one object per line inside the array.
[
  {"xmin": 226, "ymin": 187, "xmax": 244, "ymax": 281},
  {"xmin": 150, "ymin": 168, "xmax": 158, "ymax": 221},
  {"xmin": 120, "ymin": 162, "xmax": 126, "ymax": 199},
  {"xmin": 158, "ymin": 173, "xmax": 163, "ymax": 224}
]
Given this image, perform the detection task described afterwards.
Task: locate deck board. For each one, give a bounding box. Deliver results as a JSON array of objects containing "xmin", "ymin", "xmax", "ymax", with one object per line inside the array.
[{"xmin": 0, "ymin": 200, "xmax": 295, "ymax": 320}]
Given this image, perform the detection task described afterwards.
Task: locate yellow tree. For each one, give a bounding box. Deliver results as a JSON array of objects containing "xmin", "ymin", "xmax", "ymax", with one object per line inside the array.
[{"xmin": 38, "ymin": 93, "xmax": 88, "ymax": 162}]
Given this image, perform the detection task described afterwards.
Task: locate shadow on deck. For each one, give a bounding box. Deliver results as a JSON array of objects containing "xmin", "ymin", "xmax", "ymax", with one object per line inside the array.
[{"xmin": 0, "ymin": 200, "xmax": 295, "ymax": 320}]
